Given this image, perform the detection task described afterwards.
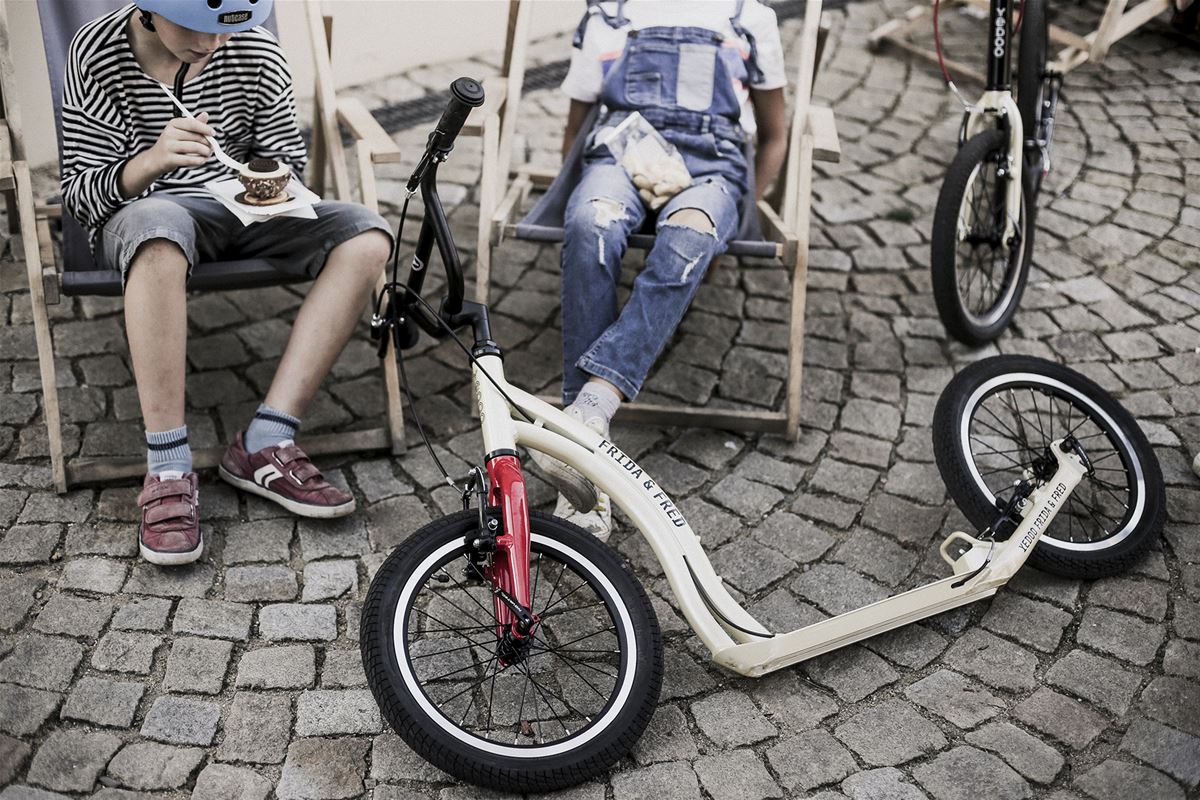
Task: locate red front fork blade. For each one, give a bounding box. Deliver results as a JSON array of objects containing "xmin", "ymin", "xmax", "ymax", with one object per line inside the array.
[{"xmin": 485, "ymin": 454, "xmax": 533, "ymax": 638}]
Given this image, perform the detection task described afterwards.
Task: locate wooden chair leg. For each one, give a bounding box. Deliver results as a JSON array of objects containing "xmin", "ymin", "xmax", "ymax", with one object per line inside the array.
[
  {"xmin": 785, "ymin": 135, "xmax": 816, "ymax": 442},
  {"xmin": 475, "ymin": 115, "xmax": 500, "ymax": 305},
  {"xmin": 15, "ymin": 162, "xmax": 66, "ymax": 491}
]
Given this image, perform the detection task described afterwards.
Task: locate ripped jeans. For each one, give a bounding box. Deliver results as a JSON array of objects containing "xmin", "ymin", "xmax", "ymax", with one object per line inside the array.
[{"xmin": 561, "ymin": 163, "xmax": 741, "ymax": 403}]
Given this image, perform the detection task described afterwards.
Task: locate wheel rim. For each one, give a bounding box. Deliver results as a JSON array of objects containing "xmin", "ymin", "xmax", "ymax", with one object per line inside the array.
[
  {"xmin": 957, "ymin": 372, "xmax": 1146, "ymax": 551},
  {"xmin": 955, "ymin": 155, "xmax": 1026, "ymax": 328},
  {"xmin": 392, "ymin": 532, "xmax": 638, "ymax": 758}
]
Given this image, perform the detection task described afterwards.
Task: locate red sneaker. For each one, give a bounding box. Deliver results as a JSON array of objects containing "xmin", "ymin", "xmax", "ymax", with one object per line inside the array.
[
  {"xmin": 138, "ymin": 471, "xmax": 203, "ymax": 565},
  {"xmin": 218, "ymin": 433, "xmax": 356, "ymax": 518}
]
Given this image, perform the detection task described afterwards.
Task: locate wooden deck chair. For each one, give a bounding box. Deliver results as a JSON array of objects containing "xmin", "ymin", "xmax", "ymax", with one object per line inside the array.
[
  {"xmin": 468, "ymin": 0, "xmax": 840, "ymax": 441},
  {"xmin": 4, "ymin": 0, "xmax": 406, "ymax": 492},
  {"xmin": 867, "ymin": 0, "xmax": 1172, "ymax": 79}
]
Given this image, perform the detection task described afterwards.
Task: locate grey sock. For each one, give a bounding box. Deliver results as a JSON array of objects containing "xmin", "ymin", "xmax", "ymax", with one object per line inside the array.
[
  {"xmin": 572, "ymin": 382, "xmax": 621, "ymax": 432},
  {"xmin": 146, "ymin": 425, "xmax": 192, "ymax": 475},
  {"xmin": 244, "ymin": 403, "xmax": 300, "ymax": 453}
]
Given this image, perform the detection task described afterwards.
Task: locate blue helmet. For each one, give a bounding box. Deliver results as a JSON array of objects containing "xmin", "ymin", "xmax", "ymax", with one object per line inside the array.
[{"xmin": 138, "ymin": 0, "xmax": 274, "ymax": 34}]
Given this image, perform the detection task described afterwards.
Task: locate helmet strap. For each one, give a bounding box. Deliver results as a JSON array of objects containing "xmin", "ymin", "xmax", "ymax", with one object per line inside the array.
[{"xmin": 138, "ymin": 9, "xmax": 157, "ymax": 32}]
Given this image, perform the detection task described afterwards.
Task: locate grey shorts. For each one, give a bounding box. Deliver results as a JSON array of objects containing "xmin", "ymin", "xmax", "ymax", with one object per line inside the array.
[{"xmin": 100, "ymin": 193, "xmax": 393, "ymax": 289}]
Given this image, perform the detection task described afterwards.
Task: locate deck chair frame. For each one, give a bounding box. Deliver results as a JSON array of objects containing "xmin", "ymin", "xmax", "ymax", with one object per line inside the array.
[
  {"xmin": 867, "ymin": 0, "xmax": 1172, "ymax": 81},
  {"xmin": 467, "ymin": 0, "xmax": 840, "ymax": 441},
  {"xmin": 2, "ymin": 0, "xmax": 407, "ymax": 493}
]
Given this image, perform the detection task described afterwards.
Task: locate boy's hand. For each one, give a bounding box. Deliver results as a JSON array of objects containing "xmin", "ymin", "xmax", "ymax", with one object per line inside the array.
[{"xmin": 149, "ymin": 112, "xmax": 215, "ymax": 174}]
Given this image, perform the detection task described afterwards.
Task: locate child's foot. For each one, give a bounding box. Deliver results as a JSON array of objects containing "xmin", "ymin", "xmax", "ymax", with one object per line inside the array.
[
  {"xmin": 554, "ymin": 490, "xmax": 612, "ymax": 543},
  {"xmin": 219, "ymin": 433, "xmax": 356, "ymax": 518},
  {"xmin": 528, "ymin": 406, "xmax": 606, "ymax": 512},
  {"xmin": 137, "ymin": 471, "xmax": 203, "ymax": 566}
]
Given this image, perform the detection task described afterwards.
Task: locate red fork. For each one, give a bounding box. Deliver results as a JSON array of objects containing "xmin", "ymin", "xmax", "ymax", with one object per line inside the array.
[{"xmin": 484, "ymin": 454, "xmax": 534, "ymax": 643}]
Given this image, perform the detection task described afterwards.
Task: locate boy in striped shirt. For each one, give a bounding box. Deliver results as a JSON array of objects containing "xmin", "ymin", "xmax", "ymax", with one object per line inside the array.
[{"xmin": 62, "ymin": 1, "xmax": 394, "ymax": 565}]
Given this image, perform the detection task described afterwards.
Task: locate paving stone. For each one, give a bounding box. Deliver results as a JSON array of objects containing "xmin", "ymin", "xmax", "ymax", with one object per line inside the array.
[
  {"xmin": 691, "ymin": 691, "xmax": 777, "ymax": 747},
  {"xmin": 296, "ymin": 689, "xmax": 382, "ymax": 736},
  {"xmin": 1163, "ymin": 639, "xmax": 1200, "ymax": 680},
  {"xmin": 191, "ymin": 763, "xmax": 273, "ymax": 800},
  {"xmin": 222, "ymin": 519, "xmax": 293, "ymax": 564},
  {"xmin": 64, "ymin": 522, "xmax": 137, "ymax": 558},
  {"xmin": 981, "ymin": 592, "xmax": 1073, "ymax": 653},
  {"xmin": 751, "ymin": 511, "xmax": 835, "ymax": 563},
  {"xmin": 123, "ymin": 563, "xmax": 215, "ymax": 598},
  {"xmin": 140, "ymin": 696, "xmax": 221, "ymax": 746},
  {"xmin": 1138, "ymin": 676, "xmax": 1200, "ymax": 737},
  {"xmin": 105, "ymin": 742, "xmax": 204, "ymax": 790},
  {"xmin": 809, "ymin": 458, "xmax": 879, "ymax": 501},
  {"xmin": 225, "ymin": 564, "xmax": 299, "ymax": 602},
  {"xmin": 301, "ymin": 559, "xmax": 359, "ymax": 602},
  {"xmin": 860, "ymin": 493, "xmax": 946, "ymax": 546},
  {"xmin": 1014, "ymin": 688, "xmax": 1109, "ymax": 749},
  {"xmin": 710, "ymin": 537, "xmax": 796, "ymax": 594},
  {"xmin": 90, "ymin": 632, "xmax": 160, "ymax": 675},
  {"xmin": 707, "ymin": 475, "xmax": 785, "ymax": 519},
  {"xmin": 1076, "ymin": 606, "xmax": 1165, "ymax": 665},
  {"xmin": 60, "ymin": 677, "xmax": 144, "ymax": 728},
  {"xmin": 633, "ymin": 705, "xmax": 699, "ymax": 765},
  {"xmin": 791, "ymin": 564, "xmax": 888, "ymax": 615},
  {"xmin": 835, "ymin": 698, "xmax": 947, "ymax": 765},
  {"xmin": 944, "ymin": 629, "xmax": 1038, "ymax": 692},
  {"xmin": 0, "ymin": 524, "xmax": 62, "ymax": 564},
  {"xmin": 371, "ymin": 733, "xmax": 452, "ymax": 783},
  {"xmin": 0, "ymin": 635, "xmax": 83, "ymax": 690},
  {"xmin": 163, "ymin": 637, "xmax": 234, "ymax": 695},
  {"xmin": 841, "ymin": 768, "xmax": 927, "ymax": 800},
  {"xmin": 25, "ymin": 729, "xmax": 122, "ymax": 793},
  {"xmin": 914, "ymin": 746, "xmax": 1030, "ymax": 800},
  {"xmin": 33, "ymin": 594, "xmax": 113, "ymax": 638},
  {"xmin": 0, "ymin": 734, "xmax": 30, "ymax": 787},
  {"xmin": 0, "ymin": 684, "xmax": 62, "ymax": 736},
  {"xmin": 0, "ymin": 571, "xmax": 43, "ymax": 632},
  {"xmin": 172, "ymin": 598, "xmax": 253, "ymax": 641},
  {"xmin": 1045, "ymin": 649, "xmax": 1143, "ymax": 715},
  {"xmin": 58, "ymin": 557, "xmax": 128, "ymax": 594},
  {"xmin": 1118, "ymin": 717, "xmax": 1200, "ymax": 789},
  {"xmin": 767, "ymin": 729, "xmax": 858, "ymax": 792},
  {"xmin": 297, "ymin": 517, "xmax": 368, "ymax": 560},
  {"xmin": 276, "ymin": 738, "xmax": 370, "ymax": 800},
  {"xmin": 317, "ymin": 648, "xmax": 364, "ymax": 687},
  {"xmin": 841, "ymin": 398, "xmax": 902, "ymax": 440},
  {"xmin": 1074, "ymin": 758, "xmax": 1184, "ymax": 800},
  {"xmin": 750, "ymin": 672, "xmax": 838, "ymax": 732},
  {"xmin": 862, "ymin": 623, "xmax": 947, "ymax": 669},
  {"xmin": 366, "ymin": 494, "xmax": 434, "ymax": 551},
  {"xmin": 905, "ymin": 670, "xmax": 1005, "ymax": 729},
  {"xmin": 694, "ymin": 748, "xmax": 782, "ymax": 800},
  {"xmin": 803, "ymin": 645, "xmax": 899, "ymax": 702},
  {"xmin": 216, "ymin": 692, "xmax": 292, "ymax": 764},
  {"xmin": 235, "ymin": 644, "xmax": 316, "ymax": 689},
  {"xmin": 832, "ymin": 529, "xmax": 918, "ymax": 585},
  {"xmin": 258, "ymin": 603, "xmax": 337, "ymax": 641},
  {"xmin": 965, "ymin": 722, "xmax": 1064, "ymax": 784}
]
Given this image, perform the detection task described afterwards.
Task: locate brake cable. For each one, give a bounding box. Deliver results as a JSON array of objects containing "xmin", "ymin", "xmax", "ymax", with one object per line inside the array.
[{"xmin": 932, "ymin": 0, "xmax": 1025, "ymax": 112}]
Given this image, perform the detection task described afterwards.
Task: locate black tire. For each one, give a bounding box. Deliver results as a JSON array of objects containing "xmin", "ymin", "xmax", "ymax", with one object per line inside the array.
[
  {"xmin": 360, "ymin": 510, "xmax": 662, "ymax": 793},
  {"xmin": 933, "ymin": 355, "xmax": 1165, "ymax": 578},
  {"xmin": 931, "ymin": 129, "xmax": 1035, "ymax": 345},
  {"xmin": 1016, "ymin": 0, "xmax": 1048, "ymax": 152}
]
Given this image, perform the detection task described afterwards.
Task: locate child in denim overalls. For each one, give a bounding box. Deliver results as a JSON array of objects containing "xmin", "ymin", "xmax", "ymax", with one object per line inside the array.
[{"xmin": 534, "ymin": 0, "xmax": 789, "ymax": 534}]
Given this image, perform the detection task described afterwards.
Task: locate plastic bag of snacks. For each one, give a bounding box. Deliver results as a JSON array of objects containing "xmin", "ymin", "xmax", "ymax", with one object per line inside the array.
[{"xmin": 597, "ymin": 112, "xmax": 692, "ymax": 210}]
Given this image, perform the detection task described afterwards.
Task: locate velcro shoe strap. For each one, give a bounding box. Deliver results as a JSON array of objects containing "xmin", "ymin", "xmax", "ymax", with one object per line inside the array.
[
  {"xmin": 137, "ymin": 479, "xmax": 193, "ymax": 506},
  {"xmin": 275, "ymin": 446, "xmax": 307, "ymax": 466},
  {"xmin": 292, "ymin": 461, "xmax": 321, "ymax": 483},
  {"xmin": 145, "ymin": 500, "xmax": 194, "ymax": 524}
]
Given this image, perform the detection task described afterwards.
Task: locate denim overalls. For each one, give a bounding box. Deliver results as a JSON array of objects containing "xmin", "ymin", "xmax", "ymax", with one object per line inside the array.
[{"xmin": 561, "ymin": 6, "xmax": 758, "ymax": 404}]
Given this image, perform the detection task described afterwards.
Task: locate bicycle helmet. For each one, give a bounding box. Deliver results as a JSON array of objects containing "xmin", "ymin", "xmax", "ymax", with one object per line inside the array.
[{"xmin": 137, "ymin": 0, "xmax": 273, "ymax": 34}]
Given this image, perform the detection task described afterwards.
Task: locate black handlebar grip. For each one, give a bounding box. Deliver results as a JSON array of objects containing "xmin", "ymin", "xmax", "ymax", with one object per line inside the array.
[{"xmin": 433, "ymin": 77, "xmax": 486, "ymax": 150}]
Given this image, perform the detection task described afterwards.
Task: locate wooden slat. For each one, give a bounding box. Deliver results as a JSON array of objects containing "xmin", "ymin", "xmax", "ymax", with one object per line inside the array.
[
  {"xmin": 782, "ymin": 0, "xmax": 824, "ymax": 226},
  {"xmin": 337, "ymin": 97, "xmax": 402, "ymax": 163},
  {"xmin": 490, "ymin": 175, "xmax": 531, "ymax": 247},
  {"xmin": 35, "ymin": 203, "xmax": 62, "ymax": 218},
  {"xmin": 868, "ymin": 1, "xmax": 934, "ymax": 46},
  {"xmin": 306, "ymin": 3, "xmax": 351, "ymax": 200},
  {"xmin": 785, "ymin": 135, "xmax": 816, "ymax": 441},
  {"xmin": 808, "ymin": 104, "xmax": 840, "ymax": 163},
  {"xmin": 462, "ymin": 76, "xmax": 507, "ymax": 137},
  {"xmin": 66, "ymin": 427, "xmax": 393, "ymax": 486},
  {"xmin": 534, "ymin": 395, "xmax": 788, "ymax": 433},
  {"xmin": 1048, "ymin": 24, "xmax": 1091, "ymax": 52},
  {"xmin": 0, "ymin": 0, "xmax": 26, "ymax": 163},
  {"xmin": 1092, "ymin": 0, "xmax": 1169, "ymax": 54},
  {"xmin": 15, "ymin": 161, "xmax": 67, "ymax": 492},
  {"xmin": 757, "ymin": 199, "xmax": 799, "ymax": 265}
]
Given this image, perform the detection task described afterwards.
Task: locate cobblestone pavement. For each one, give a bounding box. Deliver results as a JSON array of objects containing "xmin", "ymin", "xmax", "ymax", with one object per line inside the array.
[{"xmin": 2, "ymin": 2, "xmax": 1199, "ymax": 798}]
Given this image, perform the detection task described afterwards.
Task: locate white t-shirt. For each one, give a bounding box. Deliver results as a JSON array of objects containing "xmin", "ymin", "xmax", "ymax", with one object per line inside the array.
[{"xmin": 560, "ymin": 0, "xmax": 787, "ymax": 135}]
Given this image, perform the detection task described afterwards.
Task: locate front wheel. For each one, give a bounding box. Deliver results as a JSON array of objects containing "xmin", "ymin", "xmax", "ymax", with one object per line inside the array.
[
  {"xmin": 360, "ymin": 510, "xmax": 663, "ymax": 793},
  {"xmin": 931, "ymin": 129, "xmax": 1035, "ymax": 345},
  {"xmin": 933, "ymin": 355, "xmax": 1165, "ymax": 578}
]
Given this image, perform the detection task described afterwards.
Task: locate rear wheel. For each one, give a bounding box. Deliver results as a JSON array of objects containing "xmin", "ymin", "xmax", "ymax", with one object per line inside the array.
[
  {"xmin": 933, "ymin": 355, "xmax": 1164, "ymax": 578},
  {"xmin": 361, "ymin": 510, "xmax": 662, "ymax": 793},
  {"xmin": 931, "ymin": 129, "xmax": 1034, "ymax": 345}
]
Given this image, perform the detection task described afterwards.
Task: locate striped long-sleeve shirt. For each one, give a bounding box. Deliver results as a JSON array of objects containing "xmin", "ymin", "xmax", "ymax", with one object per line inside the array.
[{"xmin": 61, "ymin": 4, "xmax": 307, "ymax": 250}]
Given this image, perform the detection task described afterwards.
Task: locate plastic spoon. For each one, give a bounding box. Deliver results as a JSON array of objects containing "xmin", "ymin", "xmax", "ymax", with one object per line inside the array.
[{"xmin": 155, "ymin": 82, "xmax": 246, "ymax": 172}]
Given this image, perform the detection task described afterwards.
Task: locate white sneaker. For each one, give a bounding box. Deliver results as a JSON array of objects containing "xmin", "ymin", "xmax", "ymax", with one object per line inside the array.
[
  {"xmin": 528, "ymin": 406, "xmax": 607, "ymax": 512},
  {"xmin": 554, "ymin": 491, "xmax": 612, "ymax": 543},
  {"xmin": 1193, "ymin": 451, "xmax": 1200, "ymax": 480}
]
